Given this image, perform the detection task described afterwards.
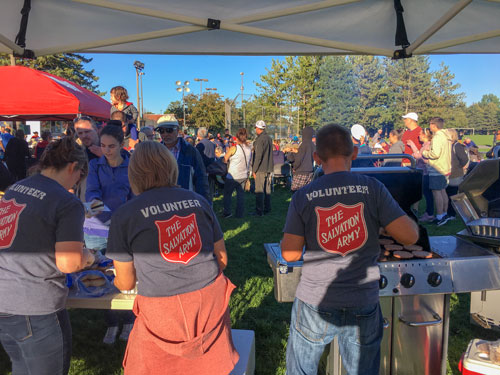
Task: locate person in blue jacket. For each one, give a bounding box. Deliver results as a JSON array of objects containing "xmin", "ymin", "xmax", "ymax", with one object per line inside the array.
[
  {"xmin": 85, "ymin": 124, "xmax": 135, "ymax": 344},
  {"xmin": 155, "ymin": 116, "xmax": 209, "ymax": 201}
]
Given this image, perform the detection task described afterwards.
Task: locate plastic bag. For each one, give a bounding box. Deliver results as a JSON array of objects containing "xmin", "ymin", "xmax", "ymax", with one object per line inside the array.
[{"xmin": 67, "ymin": 269, "xmax": 118, "ymax": 298}]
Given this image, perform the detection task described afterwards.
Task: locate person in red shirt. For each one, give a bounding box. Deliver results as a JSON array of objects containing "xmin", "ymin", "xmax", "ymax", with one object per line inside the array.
[{"xmin": 401, "ymin": 112, "xmax": 422, "ymax": 166}]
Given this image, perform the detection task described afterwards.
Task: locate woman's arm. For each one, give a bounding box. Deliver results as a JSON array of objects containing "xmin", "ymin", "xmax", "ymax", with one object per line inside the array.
[
  {"xmin": 85, "ymin": 161, "xmax": 102, "ymax": 202},
  {"xmin": 113, "ymin": 260, "xmax": 137, "ymax": 290},
  {"xmin": 223, "ymin": 146, "xmax": 236, "ymax": 163},
  {"xmin": 214, "ymin": 238, "xmax": 228, "ymax": 271},
  {"xmin": 55, "ymin": 242, "xmax": 94, "ymax": 273}
]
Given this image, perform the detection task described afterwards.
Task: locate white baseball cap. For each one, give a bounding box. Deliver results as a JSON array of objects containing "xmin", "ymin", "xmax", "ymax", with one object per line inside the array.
[
  {"xmin": 402, "ymin": 112, "xmax": 418, "ymax": 122},
  {"xmin": 350, "ymin": 124, "xmax": 366, "ymax": 141},
  {"xmin": 255, "ymin": 120, "xmax": 266, "ymax": 129}
]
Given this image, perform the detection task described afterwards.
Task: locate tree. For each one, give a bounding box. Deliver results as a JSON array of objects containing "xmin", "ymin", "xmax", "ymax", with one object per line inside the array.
[
  {"xmin": 466, "ymin": 94, "xmax": 500, "ymax": 132},
  {"xmin": 255, "ymin": 59, "xmax": 288, "ymax": 125},
  {"xmin": 431, "ymin": 62, "xmax": 466, "ymax": 127},
  {"xmin": 350, "ymin": 56, "xmax": 392, "ymax": 129},
  {"xmin": 318, "ymin": 56, "xmax": 359, "ymax": 127},
  {"xmin": 385, "ymin": 56, "xmax": 435, "ymax": 127},
  {"xmin": 0, "ymin": 53, "xmax": 102, "ymax": 94},
  {"xmin": 284, "ymin": 56, "xmax": 323, "ymax": 129},
  {"xmin": 164, "ymin": 100, "xmax": 184, "ymax": 120},
  {"xmin": 190, "ymin": 93, "xmax": 225, "ymax": 130}
]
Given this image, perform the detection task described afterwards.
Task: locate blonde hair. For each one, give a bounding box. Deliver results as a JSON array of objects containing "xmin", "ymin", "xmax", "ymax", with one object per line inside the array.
[
  {"xmin": 447, "ymin": 128, "xmax": 458, "ymax": 142},
  {"xmin": 128, "ymin": 141, "xmax": 178, "ymax": 195}
]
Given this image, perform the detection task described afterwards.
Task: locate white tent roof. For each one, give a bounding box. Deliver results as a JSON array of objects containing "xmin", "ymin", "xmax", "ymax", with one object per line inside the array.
[{"xmin": 1, "ymin": 0, "xmax": 499, "ymax": 58}]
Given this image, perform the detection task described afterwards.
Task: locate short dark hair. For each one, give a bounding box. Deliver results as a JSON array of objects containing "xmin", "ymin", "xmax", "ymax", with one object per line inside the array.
[
  {"xmin": 41, "ymin": 131, "xmax": 51, "ymax": 141},
  {"xmin": 111, "ymin": 111, "xmax": 126, "ymax": 123},
  {"xmin": 100, "ymin": 124, "xmax": 124, "ymax": 144},
  {"xmin": 430, "ymin": 117, "xmax": 444, "ymax": 129},
  {"xmin": 389, "ymin": 129, "xmax": 403, "ymax": 141},
  {"xmin": 316, "ymin": 124, "xmax": 353, "ymax": 160}
]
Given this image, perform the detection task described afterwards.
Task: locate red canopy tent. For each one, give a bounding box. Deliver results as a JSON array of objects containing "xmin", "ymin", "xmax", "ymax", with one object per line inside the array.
[{"xmin": 0, "ymin": 66, "xmax": 111, "ymax": 121}]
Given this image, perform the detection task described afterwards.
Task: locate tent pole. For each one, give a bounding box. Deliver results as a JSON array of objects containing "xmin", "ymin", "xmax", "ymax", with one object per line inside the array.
[
  {"xmin": 414, "ymin": 29, "xmax": 500, "ymax": 54},
  {"xmin": 35, "ymin": 25, "xmax": 203, "ymax": 56},
  {"xmin": 221, "ymin": 23, "xmax": 393, "ymax": 56},
  {"xmin": 9, "ymin": 55, "xmax": 16, "ymax": 66},
  {"xmin": 406, "ymin": 0, "xmax": 472, "ymax": 55},
  {"xmin": 0, "ymin": 33, "xmax": 24, "ymax": 55}
]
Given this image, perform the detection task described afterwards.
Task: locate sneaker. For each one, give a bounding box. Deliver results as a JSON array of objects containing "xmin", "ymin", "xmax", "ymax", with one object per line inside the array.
[
  {"xmin": 448, "ymin": 216, "xmax": 456, "ymax": 221},
  {"xmin": 103, "ymin": 326, "xmax": 119, "ymax": 345},
  {"xmin": 222, "ymin": 213, "xmax": 232, "ymax": 218},
  {"xmin": 419, "ymin": 213, "xmax": 435, "ymax": 222},
  {"xmin": 119, "ymin": 323, "xmax": 134, "ymax": 341},
  {"xmin": 437, "ymin": 215, "xmax": 451, "ymax": 227}
]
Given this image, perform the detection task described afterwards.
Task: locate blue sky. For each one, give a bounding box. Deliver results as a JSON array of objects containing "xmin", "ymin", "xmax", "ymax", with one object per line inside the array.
[{"xmin": 85, "ymin": 54, "xmax": 500, "ymax": 114}]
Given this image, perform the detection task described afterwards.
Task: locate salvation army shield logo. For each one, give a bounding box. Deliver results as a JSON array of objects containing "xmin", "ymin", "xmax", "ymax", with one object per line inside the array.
[
  {"xmin": 155, "ymin": 213, "xmax": 202, "ymax": 265},
  {"xmin": 315, "ymin": 202, "xmax": 368, "ymax": 256},
  {"xmin": 0, "ymin": 198, "xmax": 26, "ymax": 250}
]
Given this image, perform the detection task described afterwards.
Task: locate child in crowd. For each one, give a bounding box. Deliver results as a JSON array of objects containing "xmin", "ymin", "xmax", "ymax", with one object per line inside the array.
[
  {"xmin": 383, "ymin": 129, "xmax": 405, "ymax": 166},
  {"xmin": 110, "ymin": 86, "xmax": 139, "ymax": 125}
]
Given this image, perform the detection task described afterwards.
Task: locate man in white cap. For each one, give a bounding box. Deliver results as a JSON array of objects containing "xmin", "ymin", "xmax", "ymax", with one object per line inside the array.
[
  {"xmin": 401, "ymin": 112, "xmax": 422, "ymax": 165},
  {"xmin": 251, "ymin": 120, "xmax": 274, "ymax": 216},
  {"xmin": 155, "ymin": 116, "xmax": 209, "ymax": 201},
  {"xmin": 350, "ymin": 124, "xmax": 373, "ymax": 168}
]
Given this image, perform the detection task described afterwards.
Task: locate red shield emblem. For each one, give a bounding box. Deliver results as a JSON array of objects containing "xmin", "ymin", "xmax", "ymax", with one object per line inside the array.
[
  {"xmin": 315, "ymin": 202, "xmax": 367, "ymax": 256},
  {"xmin": 155, "ymin": 213, "xmax": 202, "ymax": 265},
  {"xmin": 0, "ymin": 198, "xmax": 26, "ymax": 250}
]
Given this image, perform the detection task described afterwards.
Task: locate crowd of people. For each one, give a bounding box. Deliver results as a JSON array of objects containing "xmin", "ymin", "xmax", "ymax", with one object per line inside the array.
[{"xmin": 0, "ymin": 82, "xmax": 499, "ymax": 375}]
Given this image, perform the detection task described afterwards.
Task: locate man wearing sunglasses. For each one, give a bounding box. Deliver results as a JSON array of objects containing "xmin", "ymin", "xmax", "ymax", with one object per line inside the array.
[{"xmin": 155, "ymin": 116, "xmax": 209, "ymax": 202}]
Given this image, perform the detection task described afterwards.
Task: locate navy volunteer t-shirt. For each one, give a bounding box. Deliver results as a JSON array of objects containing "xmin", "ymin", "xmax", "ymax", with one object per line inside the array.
[
  {"xmin": 283, "ymin": 171, "xmax": 405, "ymax": 309},
  {"xmin": 0, "ymin": 174, "xmax": 84, "ymax": 315},
  {"xmin": 106, "ymin": 187, "xmax": 222, "ymax": 297}
]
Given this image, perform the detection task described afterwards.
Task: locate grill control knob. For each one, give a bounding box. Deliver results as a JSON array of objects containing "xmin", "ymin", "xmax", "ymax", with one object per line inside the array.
[
  {"xmin": 400, "ymin": 273, "xmax": 415, "ymax": 288},
  {"xmin": 427, "ymin": 272, "xmax": 442, "ymax": 287},
  {"xmin": 379, "ymin": 275, "xmax": 388, "ymax": 289}
]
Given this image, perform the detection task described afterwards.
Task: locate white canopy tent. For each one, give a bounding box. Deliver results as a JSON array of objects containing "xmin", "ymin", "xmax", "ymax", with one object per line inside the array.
[{"xmin": 0, "ymin": 0, "xmax": 499, "ymax": 59}]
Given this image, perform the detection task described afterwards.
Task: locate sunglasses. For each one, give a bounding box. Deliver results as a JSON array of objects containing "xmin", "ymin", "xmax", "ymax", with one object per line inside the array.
[
  {"xmin": 73, "ymin": 115, "xmax": 94, "ymax": 124},
  {"xmin": 158, "ymin": 127, "xmax": 177, "ymax": 134}
]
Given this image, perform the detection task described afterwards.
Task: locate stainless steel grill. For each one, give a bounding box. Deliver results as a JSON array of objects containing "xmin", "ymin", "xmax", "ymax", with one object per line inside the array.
[{"xmin": 265, "ymin": 158, "xmax": 500, "ymax": 375}]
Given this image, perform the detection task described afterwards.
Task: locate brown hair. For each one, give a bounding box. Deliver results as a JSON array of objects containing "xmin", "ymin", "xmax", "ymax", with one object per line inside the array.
[
  {"xmin": 316, "ymin": 124, "xmax": 353, "ymax": 160},
  {"xmin": 422, "ymin": 128, "xmax": 433, "ymax": 142},
  {"xmin": 236, "ymin": 128, "xmax": 248, "ymax": 144},
  {"xmin": 110, "ymin": 110, "xmax": 126, "ymax": 123},
  {"xmin": 39, "ymin": 136, "xmax": 88, "ymax": 178},
  {"xmin": 389, "ymin": 129, "xmax": 403, "ymax": 141},
  {"xmin": 128, "ymin": 141, "xmax": 178, "ymax": 195},
  {"xmin": 430, "ymin": 117, "xmax": 445, "ymax": 129},
  {"xmin": 110, "ymin": 86, "xmax": 129, "ymax": 102}
]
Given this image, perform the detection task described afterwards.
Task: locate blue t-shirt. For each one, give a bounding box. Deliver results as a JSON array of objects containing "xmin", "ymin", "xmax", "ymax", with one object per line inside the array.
[
  {"xmin": 1, "ymin": 133, "xmax": 14, "ymax": 148},
  {"xmin": 283, "ymin": 171, "xmax": 405, "ymax": 308}
]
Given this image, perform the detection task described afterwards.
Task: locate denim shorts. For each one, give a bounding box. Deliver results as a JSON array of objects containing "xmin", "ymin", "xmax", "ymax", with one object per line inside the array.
[
  {"xmin": 429, "ymin": 174, "xmax": 448, "ymax": 190},
  {"xmin": 286, "ymin": 298, "xmax": 383, "ymax": 375}
]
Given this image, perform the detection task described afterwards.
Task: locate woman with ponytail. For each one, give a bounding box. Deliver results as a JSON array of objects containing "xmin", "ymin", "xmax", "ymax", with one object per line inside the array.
[{"xmin": 0, "ymin": 136, "xmax": 94, "ymax": 375}]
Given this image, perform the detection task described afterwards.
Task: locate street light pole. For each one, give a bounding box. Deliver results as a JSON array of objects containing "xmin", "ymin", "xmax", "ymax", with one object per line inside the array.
[
  {"xmin": 139, "ymin": 72, "xmax": 145, "ymax": 128},
  {"xmin": 133, "ymin": 61, "xmax": 144, "ymax": 126},
  {"xmin": 176, "ymin": 80, "xmax": 190, "ymax": 127},
  {"xmin": 194, "ymin": 78, "xmax": 208, "ymax": 98},
  {"xmin": 240, "ymin": 72, "xmax": 245, "ymax": 127}
]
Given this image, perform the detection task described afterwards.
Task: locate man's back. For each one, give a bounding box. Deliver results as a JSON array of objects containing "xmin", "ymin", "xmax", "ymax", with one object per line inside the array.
[
  {"xmin": 252, "ymin": 131, "xmax": 274, "ymax": 173},
  {"xmin": 284, "ymin": 171, "xmax": 405, "ymax": 309}
]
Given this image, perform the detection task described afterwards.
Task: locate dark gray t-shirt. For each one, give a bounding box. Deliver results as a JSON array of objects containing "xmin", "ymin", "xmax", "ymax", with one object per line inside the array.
[
  {"xmin": 106, "ymin": 187, "xmax": 222, "ymax": 297},
  {"xmin": 0, "ymin": 174, "xmax": 84, "ymax": 315},
  {"xmin": 283, "ymin": 171, "xmax": 405, "ymax": 308}
]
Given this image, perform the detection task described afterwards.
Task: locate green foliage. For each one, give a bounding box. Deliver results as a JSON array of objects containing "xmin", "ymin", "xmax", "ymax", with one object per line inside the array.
[
  {"xmin": 0, "ymin": 53, "xmax": 102, "ymax": 95},
  {"xmin": 190, "ymin": 92, "xmax": 225, "ymax": 130},
  {"xmin": 467, "ymin": 94, "xmax": 500, "ymax": 131},
  {"xmin": 164, "ymin": 100, "xmax": 183, "ymax": 120},
  {"xmin": 318, "ymin": 56, "xmax": 359, "ymax": 126}
]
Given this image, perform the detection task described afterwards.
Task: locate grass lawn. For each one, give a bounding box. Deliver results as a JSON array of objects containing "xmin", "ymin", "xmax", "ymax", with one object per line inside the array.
[
  {"xmin": 1, "ymin": 186, "xmax": 499, "ymax": 374},
  {"xmin": 468, "ymin": 134, "xmax": 496, "ymax": 147}
]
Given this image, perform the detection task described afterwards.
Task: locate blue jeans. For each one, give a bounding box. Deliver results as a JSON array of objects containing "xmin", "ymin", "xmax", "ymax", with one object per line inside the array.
[
  {"xmin": 0, "ymin": 309, "xmax": 72, "ymax": 375},
  {"xmin": 286, "ymin": 298, "xmax": 382, "ymax": 375},
  {"xmin": 223, "ymin": 178, "xmax": 246, "ymax": 217}
]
